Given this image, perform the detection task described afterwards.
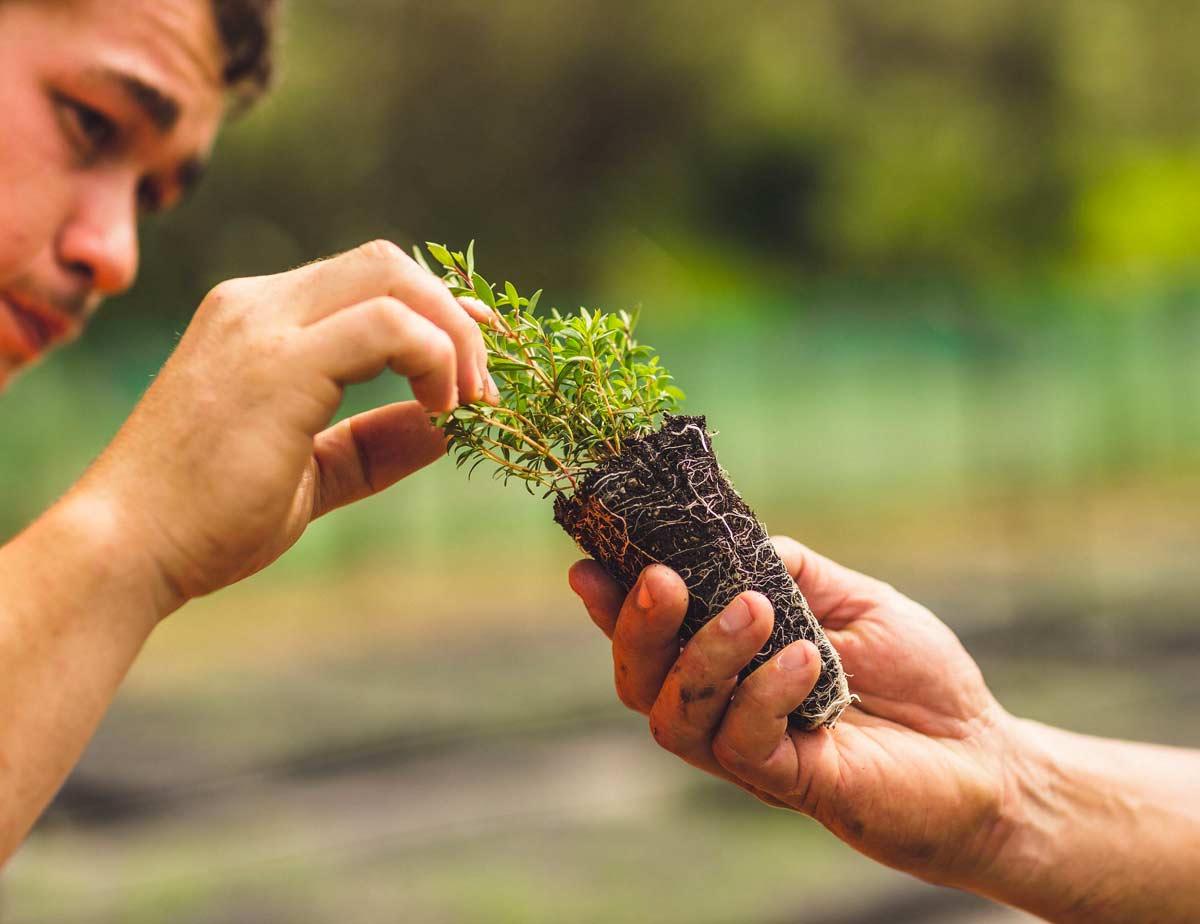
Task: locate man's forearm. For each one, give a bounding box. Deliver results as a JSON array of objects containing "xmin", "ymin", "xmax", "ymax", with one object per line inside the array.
[
  {"xmin": 0, "ymin": 490, "xmax": 180, "ymax": 863},
  {"xmin": 984, "ymin": 716, "xmax": 1200, "ymax": 923}
]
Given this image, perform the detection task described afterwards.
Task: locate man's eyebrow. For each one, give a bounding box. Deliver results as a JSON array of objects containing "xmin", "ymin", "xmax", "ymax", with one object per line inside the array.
[{"xmin": 93, "ymin": 67, "xmax": 181, "ymax": 134}]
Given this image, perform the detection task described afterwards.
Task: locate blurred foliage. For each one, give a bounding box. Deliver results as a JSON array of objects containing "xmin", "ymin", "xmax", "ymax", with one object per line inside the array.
[{"xmin": 99, "ymin": 0, "xmax": 1200, "ymax": 349}]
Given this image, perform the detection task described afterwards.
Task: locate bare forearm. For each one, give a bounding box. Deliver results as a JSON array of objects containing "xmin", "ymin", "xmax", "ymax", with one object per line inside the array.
[
  {"xmin": 0, "ymin": 490, "xmax": 179, "ymax": 863},
  {"xmin": 984, "ymin": 717, "xmax": 1200, "ymax": 923}
]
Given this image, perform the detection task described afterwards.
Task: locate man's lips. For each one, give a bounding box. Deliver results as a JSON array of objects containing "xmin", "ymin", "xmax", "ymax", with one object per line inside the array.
[{"xmin": 0, "ymin": 292, "xmax": 73, "ymax": 362}]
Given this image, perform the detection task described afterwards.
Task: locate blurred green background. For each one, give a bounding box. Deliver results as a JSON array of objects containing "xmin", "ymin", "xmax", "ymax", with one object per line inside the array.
[{"xmin": 3, "ymin": 2, "xmax": 1199, "ymax": 922}]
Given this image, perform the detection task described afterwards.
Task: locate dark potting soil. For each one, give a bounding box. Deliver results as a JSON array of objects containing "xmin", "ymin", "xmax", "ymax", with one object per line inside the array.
[{"xmin": 555, "ymin": 414, "xmax": 851, "ymax": 729}]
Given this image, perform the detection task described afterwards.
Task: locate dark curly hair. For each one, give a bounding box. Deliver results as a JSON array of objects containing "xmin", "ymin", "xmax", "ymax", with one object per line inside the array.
[{"xmin": 209, "ymin": 0, "xmax": 280, "ymax": 109}]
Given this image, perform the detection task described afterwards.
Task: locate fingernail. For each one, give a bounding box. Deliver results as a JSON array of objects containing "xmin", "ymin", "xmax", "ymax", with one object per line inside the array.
[
  {"xmin": 720, "ymin": 597, "xmax": 753, "ymax": 633},
  {"xmin": 486, "ymin": 372, "xmax": 500, "ymax": 403},
  {"xmin": 636, "ymin": 577, "xmax": 654, "ymax": 609},
  {"xmin": 475, "ymin": 353, "xmax": 492, "ymax": 404},
  {"xmin": 778, "ymin": 643, "xmax": 812, "ymax": 672}
]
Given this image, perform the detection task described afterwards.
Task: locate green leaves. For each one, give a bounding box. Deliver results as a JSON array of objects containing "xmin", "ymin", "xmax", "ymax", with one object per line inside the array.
[{"xmin": 424, "ymin": 242, "xmax": 685, "ymax": 498}]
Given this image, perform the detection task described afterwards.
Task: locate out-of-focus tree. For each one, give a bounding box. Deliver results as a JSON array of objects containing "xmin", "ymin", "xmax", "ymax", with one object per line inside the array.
[{"xmin": 108, "ymin": 0, "xmax": 1200, "ymax": 342}]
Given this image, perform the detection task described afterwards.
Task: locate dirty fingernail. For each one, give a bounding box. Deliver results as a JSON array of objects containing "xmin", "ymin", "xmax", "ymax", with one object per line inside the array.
[
  {"xmin": 636, "ymin": 577, "xmax": 654, "ymax": 610},
  {"xmin": 720, "ymin": 597, "xmax": 753, "ymax": 633},
  {"xmin": 777, "ymin": 643, "xmax": 812, "ymax": 672}
]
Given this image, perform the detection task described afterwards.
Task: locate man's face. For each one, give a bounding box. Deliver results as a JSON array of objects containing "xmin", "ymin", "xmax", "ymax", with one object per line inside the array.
[{"xmin": 0, "ymin": 0, "xmax": 226, "ymax": 390}]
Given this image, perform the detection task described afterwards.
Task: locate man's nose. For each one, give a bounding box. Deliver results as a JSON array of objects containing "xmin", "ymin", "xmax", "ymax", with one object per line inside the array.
[{"xmin": 57, "ymin": 178, "xmax": 141, "ymax": 299}]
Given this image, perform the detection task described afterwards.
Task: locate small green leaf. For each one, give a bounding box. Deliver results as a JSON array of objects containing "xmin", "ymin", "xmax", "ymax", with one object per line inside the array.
[
  {"xmin": 471, "ymin": 272, "xmax": 496, "ymax": 308},
  {"xmin": 426, "ymin": 242, "xmax": 454, "ymax": 268}
]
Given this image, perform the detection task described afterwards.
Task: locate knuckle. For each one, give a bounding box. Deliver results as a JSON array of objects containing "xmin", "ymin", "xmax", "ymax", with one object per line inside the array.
[
  {"xmin": 711, "ymin": 735, "xmax": 751, "ymax": 772},
  {"xmin": 426, "ymin": 328, "xmax": 456, "ymax": 366},
  {"xmin": 680, "ymin": 630, "xmax": 723, "ymax": 678},
  {"xmin": 370, "ymin": 297, "xmax": 410, "ymax": 338},
  {"xmin": 201, "ymin": 277, "xmax": 250, "ymax": 315},
  {"xmin": 386, "ymin": 252, "xmax": 444, "ymax": 294},
  {"xmin": 406, "ymin": 272, "xmax": 470, "ymax": 324},
  {"xmin": 248, "ymin": 328, "xmax": 295, "ymax": 368},
  {"xmin": 358, "ymin": 238, "xmax": 408, "ymax": 266},
  {"xmin": 733, "ymin": 680, "xmax": 774, "ymax": 716}
]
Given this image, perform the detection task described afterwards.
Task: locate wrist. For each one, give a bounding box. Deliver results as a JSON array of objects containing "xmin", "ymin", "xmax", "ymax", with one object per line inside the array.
[
  {"xmin": 969, "ymin": 715, "xmax": 1051, "ymax": 893},
  {"xmin": 40, "ymin": 485, "xmax": 187, "ymax": 626},
  {"xmin": 916, "ymin": 707, "xmax": 1036, "ymax": 897},
  {"xmin": 972, "ymin": 716, "xmax": 1107, "ymax": 921}
]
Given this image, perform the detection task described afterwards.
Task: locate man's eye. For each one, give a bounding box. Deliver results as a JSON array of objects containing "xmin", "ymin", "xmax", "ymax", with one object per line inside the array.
[
  {"xmin": 137, "ymin": 179, "xmax": 164, "ymax": 216},
  {"xmin": 57, "ymin": 96, "xmax": 117, "ymax": 155}
]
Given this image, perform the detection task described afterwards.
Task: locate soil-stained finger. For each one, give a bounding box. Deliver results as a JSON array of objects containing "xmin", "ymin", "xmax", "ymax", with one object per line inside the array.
[
  {"xmin": 647, "ymin": 592, "xmax": 774, "ymax": 762},
  {"xmin": 712, "ymin": 641, "xmax": 820, "ymax": 793},
  {"xmin": 610, "ymin": 565, "xmax": 689, "ymax": 714},
  {"xmin": 568, "ymin": 559, "xmax": 625, "ymax": 639}
]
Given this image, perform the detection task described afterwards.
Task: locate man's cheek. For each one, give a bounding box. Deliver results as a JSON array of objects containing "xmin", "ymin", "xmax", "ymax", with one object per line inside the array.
[{"xmin": 0, "ymin": 201, "xmax": 46, "ymax": 285}]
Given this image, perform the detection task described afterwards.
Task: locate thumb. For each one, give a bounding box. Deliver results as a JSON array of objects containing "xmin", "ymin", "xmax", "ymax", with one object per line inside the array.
[
  {"xmin": 311, "ymin": 401, "xmax": 447, "ymax": 518},
  {"xmin": 770, "ymin": 535, "xmax": 889, "ymax": 625}
]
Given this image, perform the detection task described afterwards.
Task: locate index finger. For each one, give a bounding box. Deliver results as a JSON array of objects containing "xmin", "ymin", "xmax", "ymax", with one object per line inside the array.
[
  {"xmin": 568, "ymin": 559, "xmax": 625, "ymax": 639},
  {"xmin": 770, "ymin": 536, "xmax": 887, "ymax": 625},
  {"xmin": 608, "ymin": 565, "xmax": 690, "ymax": 715},
  {"xmin": 283, "ymin": 240, "xmax": 492, "ymax": 405}
]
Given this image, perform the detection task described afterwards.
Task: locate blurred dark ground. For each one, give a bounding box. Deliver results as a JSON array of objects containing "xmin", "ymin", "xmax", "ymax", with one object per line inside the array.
[{"xmin": 1, "ymin": 2, "xmax": 1198, "ymax": 922}]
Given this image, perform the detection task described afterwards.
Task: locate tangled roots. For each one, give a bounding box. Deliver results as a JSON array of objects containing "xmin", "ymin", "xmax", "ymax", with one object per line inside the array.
[{"xmin": 555, "ymin": 414, "xmax": 851, "ymax": 729}]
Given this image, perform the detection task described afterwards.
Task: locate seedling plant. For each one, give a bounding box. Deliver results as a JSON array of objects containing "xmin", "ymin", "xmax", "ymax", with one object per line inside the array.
[{"xmin": 418, "ymin": 243, "xmax": 851, "ymax": 728}]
